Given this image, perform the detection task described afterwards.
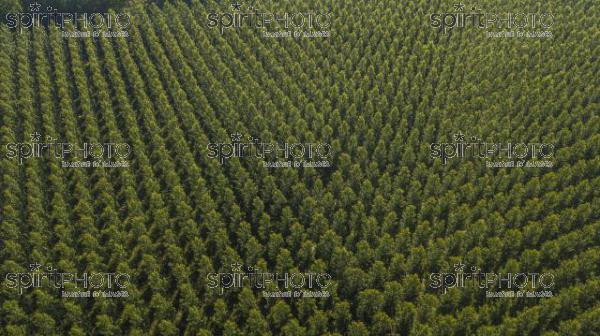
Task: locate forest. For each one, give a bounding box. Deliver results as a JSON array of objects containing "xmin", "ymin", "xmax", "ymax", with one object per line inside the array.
[{"xmin": 0, "ymin": 0, "xmax": 598, "ymax": 335}]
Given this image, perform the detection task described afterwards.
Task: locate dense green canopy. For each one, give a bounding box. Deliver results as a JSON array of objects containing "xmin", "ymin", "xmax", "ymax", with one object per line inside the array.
[{"xmin": 0, "ymin": 0, "xmax": 598, "ymax": 335}]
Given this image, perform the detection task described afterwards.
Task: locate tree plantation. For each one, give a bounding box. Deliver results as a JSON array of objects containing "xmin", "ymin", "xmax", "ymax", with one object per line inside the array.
[{"xmin": 0, "ymin": 0, "xmax": 598, "ymax": 335}]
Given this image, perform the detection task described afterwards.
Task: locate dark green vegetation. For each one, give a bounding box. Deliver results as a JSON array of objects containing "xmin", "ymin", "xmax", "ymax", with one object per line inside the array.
[
  {"xmin": 0, "ymin": 0, "xmax": 125, "ymax": 15},
  {"xmin": 0, "ymin": 0, "xmax": 599, "ymax": 335}
]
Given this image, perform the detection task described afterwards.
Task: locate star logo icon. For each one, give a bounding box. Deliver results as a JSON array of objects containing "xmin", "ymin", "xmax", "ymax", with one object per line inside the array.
[
  {"xmin": 29, "ymin": 2, "xmax": 41, "ymax": 12},
  {"xmin": 454, "ymin": 261, "xmax": 466, "ymax": 272},
  {"xmin": 453, "ymin": 132, "xmax": 465, "ymax": 142},
  {"xmin": 454, "ymin": 3, "xmax": 465, "ymax": 11},
  {"xmin": 231, "ymin": 1, "xmax": 242, "ymax": 10},
  {"xmin": 30, "ymin": 132, "xmax": 41, "ymax": 142},
  {"xmin": 230, "ymin": 132, "xmax": 242, "ymax": 142},
  {"xmin": 29, "ymin": 262, "xmax": 42, "ymax": 271},
  {"xmin": 231, "ymin": 262, "xmax": 243, "ymax": 272}
]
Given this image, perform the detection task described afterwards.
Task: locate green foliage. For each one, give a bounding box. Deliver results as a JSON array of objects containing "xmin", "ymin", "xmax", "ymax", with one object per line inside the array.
[
  {"xmin": 0, "ymin": 0, "xmax": 598, "ymax": 334},
  {"xmin": 1, "ymin": 0, "xmax": 124, "ymax": 13}
]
